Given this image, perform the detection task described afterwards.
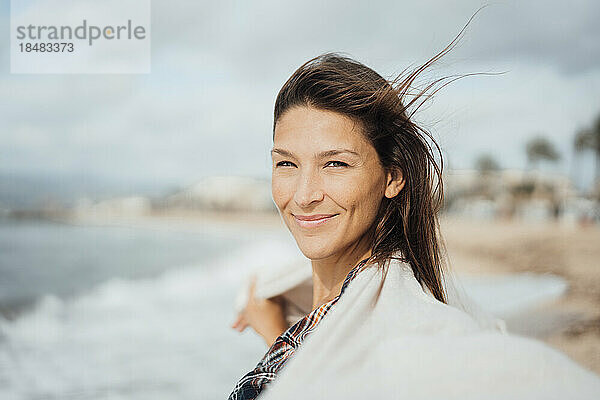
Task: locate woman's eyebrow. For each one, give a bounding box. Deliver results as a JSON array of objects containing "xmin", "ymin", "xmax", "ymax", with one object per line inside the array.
[
  {"xmin": 317, "ymin": 149, "xmax": 360, "ymax": 158},
  {"xmin": 270, "ymin": 148, "xmax": 360, "ymax": 158},
  {"xmin": 271, "ymin": 148, "xmax": 295, "ymax": 158}
]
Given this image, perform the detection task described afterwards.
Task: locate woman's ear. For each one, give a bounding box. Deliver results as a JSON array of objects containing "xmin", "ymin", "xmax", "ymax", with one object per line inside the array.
[{"xmin": 384, "ymin": 168, "xmax": 405, "ymax": 199}]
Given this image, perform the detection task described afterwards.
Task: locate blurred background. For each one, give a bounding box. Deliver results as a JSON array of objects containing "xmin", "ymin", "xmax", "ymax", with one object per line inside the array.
[{"xmin": 1, "ymin": 0, "xmax": 599, "ymax": 398}]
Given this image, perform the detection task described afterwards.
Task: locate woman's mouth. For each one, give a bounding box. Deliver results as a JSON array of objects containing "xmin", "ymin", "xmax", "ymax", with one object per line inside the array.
[{"xmin": 292, "ymin": 213, "xmax": 339, "ymax": 228}]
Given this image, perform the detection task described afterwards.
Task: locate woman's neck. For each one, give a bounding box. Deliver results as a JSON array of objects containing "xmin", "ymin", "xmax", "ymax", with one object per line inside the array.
[{"xmin": 310, "ymin": 238, "xmax": 372, "ymax": 310}]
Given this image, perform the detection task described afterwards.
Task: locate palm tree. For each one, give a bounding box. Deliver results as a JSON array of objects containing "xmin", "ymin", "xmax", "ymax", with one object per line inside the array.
[
  {"xmin": 524, "ymin": 136, "xmax": 561, "ymax": 206},
  {"xmin": 574, "ymin": 113, "xmax": 600, "ymax": 188},
  {"xmin": 475, "ymin": 154, "xmax": 500, "ymax": 176},
  {"xmin": 526, "ymin": 136, "xmax": 560, "ymax": 170}
]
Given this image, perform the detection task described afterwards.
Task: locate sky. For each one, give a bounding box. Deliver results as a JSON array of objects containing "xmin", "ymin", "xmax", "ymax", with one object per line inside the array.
[{"xmin": 1, "ymin": 0, "xmax": 599, "ymax": 198}]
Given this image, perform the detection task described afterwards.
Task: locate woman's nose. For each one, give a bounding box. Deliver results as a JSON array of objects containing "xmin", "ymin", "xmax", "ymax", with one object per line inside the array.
[{"xmin": 293, "ymin": 169, "xmax": 324, "ymax": 208}]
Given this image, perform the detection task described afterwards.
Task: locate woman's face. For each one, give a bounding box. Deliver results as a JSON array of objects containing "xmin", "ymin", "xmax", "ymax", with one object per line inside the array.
[{"xmin": 271, "ymin": 106, "xmax": 397, "ymax": 261}]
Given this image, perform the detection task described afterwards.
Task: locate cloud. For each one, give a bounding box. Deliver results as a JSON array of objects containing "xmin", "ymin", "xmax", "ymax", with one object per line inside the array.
[
  {"xmin": 1, "ymin": 0, "xmax": 598, "ymax": 190},
  {"xmin": 463, "ymin": 1, "xmax": 600, "ymax": 74}
]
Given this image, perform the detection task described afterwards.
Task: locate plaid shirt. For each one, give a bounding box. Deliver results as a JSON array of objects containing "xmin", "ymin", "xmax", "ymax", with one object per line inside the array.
[{"xmin": 228, "ymin": 259, "xmax": 368, "ymax": 400}]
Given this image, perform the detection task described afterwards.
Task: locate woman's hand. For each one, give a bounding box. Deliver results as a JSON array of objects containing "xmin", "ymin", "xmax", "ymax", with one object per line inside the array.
[{"xmin": 231, "ymin": 276, "xmax": 289, "ymax": 347}]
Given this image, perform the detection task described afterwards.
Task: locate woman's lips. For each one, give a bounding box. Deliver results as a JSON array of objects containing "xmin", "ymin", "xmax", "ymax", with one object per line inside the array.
[{"xmin": 292, "ymin": 213, "xmax": 339, "ymax": 228}]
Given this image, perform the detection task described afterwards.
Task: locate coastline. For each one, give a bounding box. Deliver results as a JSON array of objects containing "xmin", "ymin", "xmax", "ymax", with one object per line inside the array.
[{"xmin": 63, "ymin": 211, "xmax": 600, "ymax": 374}]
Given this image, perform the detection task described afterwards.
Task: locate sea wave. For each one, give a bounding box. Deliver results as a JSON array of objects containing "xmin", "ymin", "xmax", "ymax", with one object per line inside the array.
[{"xmin": 0, "ymin": 237, "xmax": 303, "ymax": 400}]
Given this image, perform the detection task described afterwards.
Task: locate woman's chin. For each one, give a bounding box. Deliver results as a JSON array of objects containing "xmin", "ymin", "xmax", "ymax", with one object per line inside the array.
[{"xmin": 295, "ymin": 240, "xmax": 337, "ymax": 261}]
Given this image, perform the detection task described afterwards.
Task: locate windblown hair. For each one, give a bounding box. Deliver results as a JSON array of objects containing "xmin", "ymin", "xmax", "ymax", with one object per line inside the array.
[{"xmin": 272, "ymin": 19, "xmax": 481, "ymax": 304}]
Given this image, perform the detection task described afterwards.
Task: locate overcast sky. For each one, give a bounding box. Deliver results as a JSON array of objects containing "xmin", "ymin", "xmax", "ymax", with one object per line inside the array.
[{"xmin": 1, "ymin": 0, "xmax": 599, "ymax": 192}]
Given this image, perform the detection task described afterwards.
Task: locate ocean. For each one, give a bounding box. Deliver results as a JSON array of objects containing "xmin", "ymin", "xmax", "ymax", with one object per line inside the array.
[
  {"xmin": 0, "ymin": 218, "xmax": 305, "ymax": 399},
  {"xmin": 0, "ymin": 218, "xmax": 568, "ymax": 399}
]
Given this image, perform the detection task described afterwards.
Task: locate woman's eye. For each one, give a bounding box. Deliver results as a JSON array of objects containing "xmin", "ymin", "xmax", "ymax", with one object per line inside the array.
[
  {"xmin": 275, "ymin": 161, "xmax": 296, "ymax": 167},
  {"xmin": 324, "ymin": 161, "xmax": 349, "ymax": 168}
]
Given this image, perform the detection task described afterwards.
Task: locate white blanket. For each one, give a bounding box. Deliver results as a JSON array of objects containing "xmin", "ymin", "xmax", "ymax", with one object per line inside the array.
[{"xmin": 236, "ymin": 256, "xmax": 600, "ymax": 399}]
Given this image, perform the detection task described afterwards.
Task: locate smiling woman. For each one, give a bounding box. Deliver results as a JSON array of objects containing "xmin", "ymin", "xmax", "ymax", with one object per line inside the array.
[
  {"xmin": 271, "ymin": 107, "xmax": 403, "ymax": 275},
  {"xmin": 226, "ymin": 45, "xmax": 456, "ymax": 398},
  {"xmin": 227, "ymin": 38, "xmax": 600, "ymax": 400}
]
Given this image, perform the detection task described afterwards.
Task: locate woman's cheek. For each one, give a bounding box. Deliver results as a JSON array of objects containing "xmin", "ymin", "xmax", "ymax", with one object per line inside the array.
[
  {"xmin": 271, "ymin": 184, "xmax": 284, "ymax": 210},
  {"xmin": 324, "ymin": 174, "xmax": 355, "ymax": 197},
  {"xmin": 348, "ymin": 178, "xmax": 385, "ymax": 222},
  {"xmin": 326, "ymin": 173, "xmax": 371, "ymax": 204},
  {"xmin": 271, "ymin": 177, "xmax": 293, "ymax": 210}
]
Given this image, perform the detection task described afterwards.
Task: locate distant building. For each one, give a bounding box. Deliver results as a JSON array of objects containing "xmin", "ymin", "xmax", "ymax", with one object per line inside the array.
[
  {"xmin": 443, "ymin": 169, "xmax": 585, "ymax": 222},
  {"xmin": 161, "ymin": 176, "xmax": 276, "ymax": 212}
]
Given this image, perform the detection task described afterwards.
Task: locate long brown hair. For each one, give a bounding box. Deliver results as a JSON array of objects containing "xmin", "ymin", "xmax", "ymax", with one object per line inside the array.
[{"xmin": 272, "ymin": 18, "xmax": 481, "ymax": 304}]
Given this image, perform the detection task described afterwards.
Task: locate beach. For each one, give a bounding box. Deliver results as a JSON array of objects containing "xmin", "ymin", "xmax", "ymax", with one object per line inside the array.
[{"xmin": 1, "ymin": 211, "xmax": 598, "ymax": 399}]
